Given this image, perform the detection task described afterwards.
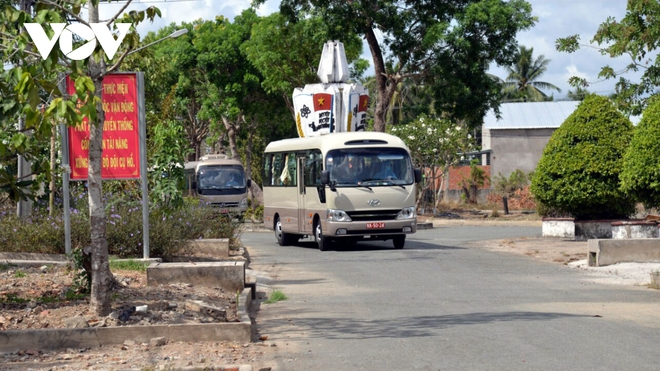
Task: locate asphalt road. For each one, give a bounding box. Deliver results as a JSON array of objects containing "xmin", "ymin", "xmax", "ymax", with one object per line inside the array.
[{"xmin": 243, "ymin": 226, "xmax": 660, "ymax": 371}]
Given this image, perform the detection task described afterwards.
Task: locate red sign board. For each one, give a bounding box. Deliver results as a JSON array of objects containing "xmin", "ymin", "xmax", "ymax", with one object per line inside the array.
[{"xmin": 66, "ymin": 73, "xmax": 141, "ymax": 180}]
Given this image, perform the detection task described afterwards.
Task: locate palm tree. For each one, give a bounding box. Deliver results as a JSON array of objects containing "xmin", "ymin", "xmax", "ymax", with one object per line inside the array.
[
  {"xmin": 503, "ymin": 46, "xmax": 561, "ymax": 102},
  {"xmin": 567, "ymin": 86, "xmax": 589, "ymax": 101}
]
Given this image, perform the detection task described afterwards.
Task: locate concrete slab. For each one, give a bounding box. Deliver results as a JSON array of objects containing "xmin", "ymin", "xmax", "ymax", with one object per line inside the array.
[
  {"xmin": 188, "ymin": 238, "xmax": 229, "ymax": 258},
  {"xmin": 542, "ymin": 218, "xmax": 575, "ymax": 238},
  {"xmin": 588, "ymin": 239, "xmax": 660, "ymax": 266},
  {"xmin": 147, "ymin": 261, "xmax": 246, "ymax": 292},
  {"xmin": 0, "ymin": 252, "xmax": 67, "ymax": 262},
  {"xmin": 612, "ymin": 221, "xmax": 658, "ymax": 239}
]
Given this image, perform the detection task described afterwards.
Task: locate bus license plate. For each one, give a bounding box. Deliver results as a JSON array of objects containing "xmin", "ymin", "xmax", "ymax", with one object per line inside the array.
[
  {"xmin": 220, "ymin": 209, "xmax": 229, "ymax": 213},
  {"xmin": 366, "ymin": 222, "xmax": 385, "ymax": 229}
]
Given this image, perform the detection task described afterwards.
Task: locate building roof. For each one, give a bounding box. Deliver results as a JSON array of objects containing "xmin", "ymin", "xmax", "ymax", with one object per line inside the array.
[
  {"xmin": 483, "ymin": 101, "xmax": 580, "ymax": 129},
  {"xmin": 483, "ymin": 100, "xmax": 642, "ymax": 129}
]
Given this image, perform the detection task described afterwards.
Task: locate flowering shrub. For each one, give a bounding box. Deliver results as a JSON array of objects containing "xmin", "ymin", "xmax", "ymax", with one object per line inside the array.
[{"xmin": 389, "ymin": 114, "xmax": 477, "ymax": 208}]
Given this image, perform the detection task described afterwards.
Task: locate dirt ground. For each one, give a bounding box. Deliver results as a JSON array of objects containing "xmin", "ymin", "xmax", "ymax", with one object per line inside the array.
[
  {"xmin": 0, "ymin": 262, "xmax": 276, "ymax": 371},
  {"xmin": 418, "ymin": 209, "xmax": 588, "ymax": 265},
  {"xmin": 0, "ymin": 212, "xmax": 641, "ymax": 370}
]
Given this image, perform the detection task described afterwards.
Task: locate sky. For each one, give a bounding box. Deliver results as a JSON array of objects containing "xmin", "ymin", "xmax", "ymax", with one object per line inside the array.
[{"xmin": 99, "ymin": 0, "xmax": 641, "ymax": 100}]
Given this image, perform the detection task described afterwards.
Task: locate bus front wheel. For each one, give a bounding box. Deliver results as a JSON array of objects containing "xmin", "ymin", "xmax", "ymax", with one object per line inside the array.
[
  {"xmin": 275, "ymin": 217, "xmax": 293, "ymax": 246},
  {"xmin": 393, "ymin": 234, "xmax": 406, "ymax": 249},
  {"xmin": 315, "ymin": 221, "xmax": 332, "ymax": 251}
]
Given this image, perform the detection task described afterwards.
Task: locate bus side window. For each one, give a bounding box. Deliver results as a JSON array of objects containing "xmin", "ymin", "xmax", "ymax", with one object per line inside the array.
[
  {"xmin": 272, "ymin": 153, "xmax": 283, "ymax": 186},
  {"xmin": 280, "ymin": 153, "xmax": 297, "ymax": 186},
  {"xmin": 305, "ymin": 150, "xmax": 322, "ymax": 186},
  {"xmin": 263, "ymin": 154, "xmax": 273, "ymax": 186}
]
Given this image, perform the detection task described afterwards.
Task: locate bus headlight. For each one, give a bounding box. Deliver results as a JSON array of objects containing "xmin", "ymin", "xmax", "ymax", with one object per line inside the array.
[
  {"xmin": 396, "ymin": 207, "xmax": 416, "ymax": 220},
  {"xmin": 327, "ymin": 209, "xmax": 352, "ymax": 222},
  {"xmin": 239, "ymin": 197, "xmax": 248, "ymax": 208}
]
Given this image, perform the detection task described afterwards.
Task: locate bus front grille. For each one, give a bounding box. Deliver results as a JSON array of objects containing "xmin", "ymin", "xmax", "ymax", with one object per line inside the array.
[
  {"xmin": 211, "ymin": 202, "xmax": 240, "ymax": 208},
  {"xmin": 347, "ymin": 210, "xmax": 399, "ymax": 221}
]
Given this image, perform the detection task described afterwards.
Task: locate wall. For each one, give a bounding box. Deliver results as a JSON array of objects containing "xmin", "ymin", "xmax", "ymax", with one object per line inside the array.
[{"xmin": 486, "ymin": 128, "xmax": 556, "ymax": 179}]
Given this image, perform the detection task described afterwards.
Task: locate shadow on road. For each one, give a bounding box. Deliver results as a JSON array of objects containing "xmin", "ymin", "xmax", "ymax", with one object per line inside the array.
[
  {"xmin": 289, "ymin": 239, "xmax": 466, "ymax": 252},
  {"xmin": 264, "ymin": 311, "xmax": 592, "ymax": 340}
]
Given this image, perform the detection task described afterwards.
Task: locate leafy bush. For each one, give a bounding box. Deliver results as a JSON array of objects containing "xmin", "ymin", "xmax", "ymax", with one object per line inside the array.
[
  {"xmin": 459, "ymin": 159, "xmax": 489, "ymax": 204},
  {"xmin": 531, "ymin": 95, "xmax": 635, "ymax": 219},
  {"xmin": 492, "ymin": 170, "xmax": 529, "ymax": 197},
  {"xmin": 0, "ymin": 191, "xmax": 242, "ymax": 258},
  {"xmin": 245, "ymin": 204, "xmax": 264, "ymax": 222},
  {"xmin": 620, "ymin": 95, "xmax": 660, "ymax": 209}
]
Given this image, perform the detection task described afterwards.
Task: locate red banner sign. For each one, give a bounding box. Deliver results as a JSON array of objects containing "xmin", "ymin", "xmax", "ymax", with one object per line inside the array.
[{"xmin": 67, "ymin": 73, "xmax": 141, "ymax": 180}]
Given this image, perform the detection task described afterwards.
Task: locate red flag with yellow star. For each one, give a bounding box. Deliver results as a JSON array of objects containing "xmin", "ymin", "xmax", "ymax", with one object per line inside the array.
[
  {"xmin": 358, "ymin": 95, "xmax": 369, "ymax": 112},
  {"xmin": 313, "ymin": 93, "xmax": 333, "ymax": 112}
]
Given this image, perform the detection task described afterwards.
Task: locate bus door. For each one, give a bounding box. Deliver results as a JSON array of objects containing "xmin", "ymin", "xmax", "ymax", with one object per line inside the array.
[{"xmin": 297, "ymin": 153, "xmax": 308, "ymax": 234}]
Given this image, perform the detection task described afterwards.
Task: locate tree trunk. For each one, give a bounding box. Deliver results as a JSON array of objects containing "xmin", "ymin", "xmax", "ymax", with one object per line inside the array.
[
  {"xmin": 87, "ymin": 1, "xmax": 113, "ymax": 316},
  {"xmin": 469, "ymin": 184, "xmax": 478, "ymax": 204},
  {"xmin": 222, "ymin": 116, "xmax": 240, "ymax": 160},
  {"xmin": 365, "ymin": 27, "xmax": 397, "ymax": 133}
]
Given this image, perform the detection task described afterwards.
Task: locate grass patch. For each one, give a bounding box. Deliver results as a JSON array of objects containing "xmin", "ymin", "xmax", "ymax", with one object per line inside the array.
[
  {"xmin": 264, "ymin": 289, "xmax": 287, "ymax": 304},
  {"xmin": 109, "ymin": 258, "xmax": 150, "ymax": 273},
  {"xmin": 13, "ymin": 270, "xmax": 26, "ymax": 278}
]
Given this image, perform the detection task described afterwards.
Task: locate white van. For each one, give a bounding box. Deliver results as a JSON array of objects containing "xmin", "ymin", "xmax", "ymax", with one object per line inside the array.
[
  {"xmin": 185, "ymin": 154, "xmax": 251, "ymax": 215},
  {"xmin": 262, "ymin": 131, "xmax": 421, "ymax": 250}
]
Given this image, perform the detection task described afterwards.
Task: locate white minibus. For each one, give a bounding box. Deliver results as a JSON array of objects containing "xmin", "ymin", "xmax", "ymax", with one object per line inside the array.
[
  {"xmin": 185, "ymin": 154, "xmax": 251, "ymax": 215},
  {"xmin": 262, "ymin": 131, "xmax": 422, "ymax": 250}
]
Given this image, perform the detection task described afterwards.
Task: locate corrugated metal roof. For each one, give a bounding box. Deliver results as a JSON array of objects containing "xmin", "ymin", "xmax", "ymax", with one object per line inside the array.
[
  {"xmin": 483, "ymin": 101, "xmax": 580, "ymax": 129},
  {"xmin": 483, "ymin": 101, "xmax": 642, "ymax": 129}
]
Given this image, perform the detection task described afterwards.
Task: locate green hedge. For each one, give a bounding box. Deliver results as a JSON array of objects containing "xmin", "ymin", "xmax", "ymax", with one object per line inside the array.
[
  {"xmin": 531, "ymin": 95, "xmax": 636, "ymax": 220},
  {"xmin": 621, "ymin": 96, "xmax": 660, "ymax": 209}
]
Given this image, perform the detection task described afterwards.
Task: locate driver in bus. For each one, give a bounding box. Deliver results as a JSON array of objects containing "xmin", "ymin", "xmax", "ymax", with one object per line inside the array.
[
  {"xmin": 373, "ymin": 160, "xmax": 397, "ymax": 180},
  {"xmin": 225, "ymin": 173, "xmax": 240, "ymax": 187}
]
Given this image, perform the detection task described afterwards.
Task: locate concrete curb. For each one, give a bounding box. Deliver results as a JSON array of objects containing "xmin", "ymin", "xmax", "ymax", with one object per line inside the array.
[
  {"xmin": 0, "ymin": 287, "xmax": 254, "ymax": 354},
  {"xmin": 417, "ymin": 222, "xmax": 433, "ymax": 230}
]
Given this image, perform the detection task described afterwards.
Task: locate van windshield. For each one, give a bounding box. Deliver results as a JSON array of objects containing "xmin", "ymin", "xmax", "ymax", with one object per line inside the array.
[
  {"xmin": 197, "ymin": 165, "xmax": 246, "ymax": 192},
  {"xmin": 326, "ymin": 148, "xmax": 413, "ymax": 186}
]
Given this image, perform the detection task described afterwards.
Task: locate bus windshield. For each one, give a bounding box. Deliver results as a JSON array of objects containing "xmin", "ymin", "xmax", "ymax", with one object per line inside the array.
[
  {"xmin": 197, "ymin": 165, "xmax": 246, "ymax": 193},
  {"xmin": 326, "ymin": 148, "xmax": 414, "ymax": 186}
]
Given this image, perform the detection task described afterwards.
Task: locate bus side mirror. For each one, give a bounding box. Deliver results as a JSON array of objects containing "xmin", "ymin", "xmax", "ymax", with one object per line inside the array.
[
  {"xmin": 321, "ymin": 170, "xmax": 330, "ymax": 185},
  {"xmin": 414, "ymin": 168, "xmax": 422, "ymax": 183},
  {"xmin": 247, "ymin": 179, "xmax": 252, "ymax": 188}
]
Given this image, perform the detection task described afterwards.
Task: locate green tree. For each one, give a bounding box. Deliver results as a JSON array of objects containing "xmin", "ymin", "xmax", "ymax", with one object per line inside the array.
[
  {"xmin": 389, "ymin": 114, "xmax": 477, "ymax": 208},
  {"xmin": 503, "ymin": 45, "xmax": 561, "ymax": 101},
  {"xmin": 1, "ymin": 0, "xmax": 160, "ymax": 315},
  {"xmin": 242, "ymin": 11, "xmax": 367, "ymax": 120},
  {"xmin": 493, "ymin": 169, "xmax": 528, "ymax": 197},
  {"xmin": 620, "ymin": 95, "xmax": 660, "ymax": 209},
  {"xmin": 265, "ymin": 0, "xmax": 536, "ymax": 132},
  {"xmin": 556, "ymin": 0, "xmax": 660, "ymax": 115},
  {"xmin": 531, "ymin": 95, "xmax": 635, "ymax": 220},
  {"xmin": 459, "ymin": 159, "xmax": 490, "ymax": 205},
  {"xmin": 388, "ymin": 80, "xmax": 434, "ymax": 126},
  {"xmin": 566, "ymin": 87, "xmax": 589, "ymax": 101}
]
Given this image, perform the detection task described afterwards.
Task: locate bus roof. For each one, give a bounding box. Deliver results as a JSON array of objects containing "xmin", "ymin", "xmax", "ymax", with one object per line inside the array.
[
  {"xmin": 184, "ymin": 155, "xmax": 244, "ymax": 171},
  {"xmin": 264, "ymin": 131, "xmax": 410, "ymax": 154}
]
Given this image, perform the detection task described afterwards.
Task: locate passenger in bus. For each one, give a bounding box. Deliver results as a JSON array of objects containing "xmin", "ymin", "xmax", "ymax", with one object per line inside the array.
[
  {"xmin": 373, "ymin": 161, "xmax": 397, "ymax": 180},
  {"xmin": 200, "ymin": 170, "xmax": 218, "ymax": 188}
]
